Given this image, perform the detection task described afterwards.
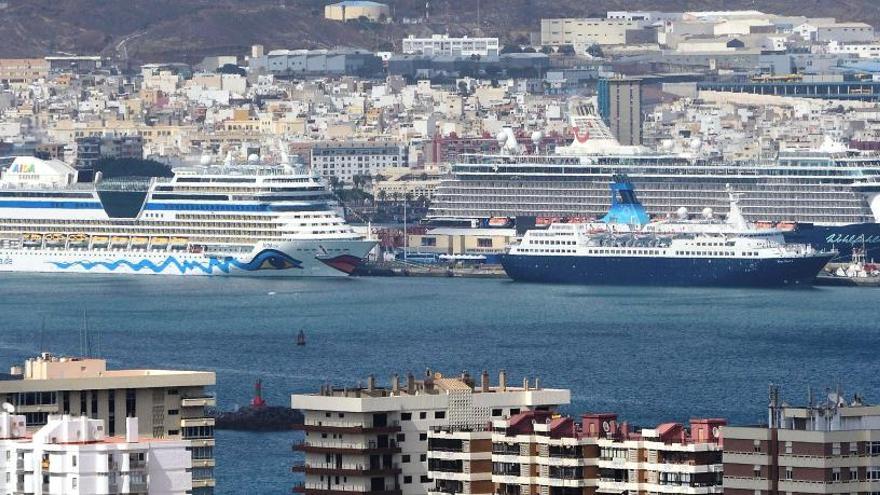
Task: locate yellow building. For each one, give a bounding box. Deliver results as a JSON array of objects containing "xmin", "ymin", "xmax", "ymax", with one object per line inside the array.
[
  {"xmin": 0, "ymin": 58, "xmax": 49, "ymax": 86},
  {"xmin": 324, "ymin": 1, "xmax": 391, "ymax": 22},
  {"xmin": 408, "ymin": 228, "xmax": 516, "ymax": 257}
]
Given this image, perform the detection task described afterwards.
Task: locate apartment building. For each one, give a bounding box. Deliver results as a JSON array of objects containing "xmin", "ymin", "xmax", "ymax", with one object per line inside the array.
[
  {"xmin": 311, "ymin": 141, "xmax": 408, "ymax": 184},
  {"xmin": 597, "ymin": 77, "xmax": 643, "ymax": 146},
  {"xmin": 291, "ymin": 370, "xmax": 571, "ymax": 495},
  {"xmin": 75, "ymin": 135, "xmax": 144, "ymax": 169},
  {"xmin": 0, "ymin": 413, "xmax": 191, "ymax": 494},
  {"xmin": 402, "ymin": 35, "xmax": 500, "ymax": 57},
  {"xmin": 486, "ymin": 410, "xmax": 724, "ymax": 495},
  {"xmin": 723, "ymin": 386, "xmax": 880, "ymax": 495},
  {"xmin": 426, "ymin": 429, "xmax": 493, "ymax": 495},
  {"xmin": 0, "ymin": 58, "xmax": 49, "ymax": 86},
  {"xmin": 0, "ymin": 353, "xmax": 216, "ymax": 495}
]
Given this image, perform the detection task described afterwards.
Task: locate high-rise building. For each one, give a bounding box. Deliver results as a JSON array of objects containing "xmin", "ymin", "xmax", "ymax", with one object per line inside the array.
[
  {"xmin": 311, "ymin": 141, "xmax": 408, "ymax": 184},
  {"xmin": 0, "ymin": 353, "xmax": 216, "ymax": 494},
  {"xmin": 0, "ymin": 412, "xmax": 192, "ymax": 494},
  {"xmin": 291, "ymin": 370, "xmax": 570, "ymax": 495},
  {"xmin": 723, "ymin": 386, "xmax": 880, "ymax": 495},
  {"xmin": 597, "ymin": 77, "xmax": 643, "ymax": 145}
]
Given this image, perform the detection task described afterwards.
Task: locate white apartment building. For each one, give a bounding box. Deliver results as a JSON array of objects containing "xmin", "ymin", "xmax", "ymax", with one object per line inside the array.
[
  {"xmin": 311, "ymin": 141, "xmax": 408, "ymax": 184},
  {"xmin": 0, "ymin": 413, "xmax": 191, "ymax": 494},
  {"xmin": 828, "ymin": 40, "xmax": 880, "ymax": 58},
  {"xmin": 291, "ymin": 370, "xmax": 570, "ymax": 495},
  {"xmin": 402, "ymin": 35, "xmax": 500, "ymax": 57},
  {"xmin": 0, "ymin": 353, "xmax": 216, "ymax": 494},
  {"xmin": 795, "ymin": 21, "xmax": 875, "ymax": 43},
  {"xmin": 426, "ymin": 430, "xmax": 492, "ymax": 495}
]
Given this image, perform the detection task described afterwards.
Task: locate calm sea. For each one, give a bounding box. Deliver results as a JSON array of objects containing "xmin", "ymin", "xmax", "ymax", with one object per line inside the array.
[{"xmin": 0, "ymin": 274, "xmax": 877, "ymax": 493}]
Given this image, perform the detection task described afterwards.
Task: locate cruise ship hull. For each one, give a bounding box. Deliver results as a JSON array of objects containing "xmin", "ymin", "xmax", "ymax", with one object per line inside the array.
[
  {"xmin": 0, "ymin": 239, "xmax": 376, "ymax": 277},
  {"xmin": 500, "ymin": 254, "xmax": 834, "ymax": 287},
  {"xmin": 782, "ymin": 223, "xmax": 880, "ymax": 262}
]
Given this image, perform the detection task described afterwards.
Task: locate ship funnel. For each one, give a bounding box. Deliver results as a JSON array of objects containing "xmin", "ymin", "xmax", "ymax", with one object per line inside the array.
[{"xmin": 499, "ymin": 369, "xmax": 507, "ymax": 391}]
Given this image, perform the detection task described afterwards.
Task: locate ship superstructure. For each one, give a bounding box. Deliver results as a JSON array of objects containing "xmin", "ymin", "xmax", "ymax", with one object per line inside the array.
[{"xmin": 0, "ymin": 156, "xmax": 375, "ymax": 276}]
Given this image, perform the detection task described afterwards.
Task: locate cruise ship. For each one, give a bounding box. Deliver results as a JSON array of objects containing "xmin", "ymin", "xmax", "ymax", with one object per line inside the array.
[
  {"xmin": 0, "ymin": 156, "xmax": 375, "ymax": 276},
  {"xmin": 501, "ymin": 222, "xmax": 833, "ymax": 287},
  {"xmin": 428, "ymin": 105, "xmax": 880, "ymax": 261}
]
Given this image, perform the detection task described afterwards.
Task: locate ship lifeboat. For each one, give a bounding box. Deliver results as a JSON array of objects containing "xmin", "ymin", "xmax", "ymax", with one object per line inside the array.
[
  {"xmin": 131, "ymin": 236, "xmax": 149, "ymax": 248},
  {"xmin": 170, "ymin": 237, "xmax": 188, "ymax": 250},
  {"xmin": 22, "ymin": 233, "xmax": 42, "ymax": 247},
  {"xmin": 45, "ymin": 233, "xmax": 66, "ymax": 247},
  {"xmin": 68, "ymin": 233, "xmax": 89, "ymax": 248},
  {"xmin": 488, "ymin": 217, "xmax": 511, "ymax": 228},
  {"xmin": 775, "ymin": 221, "xmax": 796, "ymax": 231},
  {"xmin": 755, "ymin": 221, "xmax": 773, "ymax": 229},
  {"xmin": 151, "ymin": 237, "xmax": 169, "ymax": 249},
  {"xmin": 535, "ymin": 217, "xmax": 554, "ymax": 227},
  {"xmin": 109, "ymin": 236, "xmax": 129, "ymax": 248},
  {"xmin": 92, "ymin": 236, "xmax": 110, "ymax": 248}
]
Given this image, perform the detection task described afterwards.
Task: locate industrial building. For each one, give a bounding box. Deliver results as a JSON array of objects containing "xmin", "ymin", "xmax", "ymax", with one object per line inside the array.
[
  {"xmin": 325, "ymin": 1, "xmax": 391, "ymax": 22},
  {"xmin": 0, "ymin": 353, "xmax": 216, "ymax": 494},
  {"xmin": 248, "ymin": 49, "xmax": 382, "ymax": 77},
  {"xmin": 540, "ymin": 18, "xmax": 651, "ymax": 46},
  {"xmin": 291, "ymin": 370, "xmax": 570, "ymax": 495}
]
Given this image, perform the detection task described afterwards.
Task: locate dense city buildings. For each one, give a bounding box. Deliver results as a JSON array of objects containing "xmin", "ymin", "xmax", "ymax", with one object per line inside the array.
[
  {"xmin": 0, "ymin": 353, "xmax": 216, "ymax": 494},
  {"xmin": 723, "ymin": 386, "xmax": 880, "ymax": 495},
  {"xmin": 291, "ymin": 370, "xmax": 570, "ymax": 495}
]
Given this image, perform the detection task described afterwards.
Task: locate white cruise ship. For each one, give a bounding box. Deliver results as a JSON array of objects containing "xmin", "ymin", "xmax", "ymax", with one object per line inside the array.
[
  {"xmin": 428, "ymin": 103, "xmax": 880, "ymax": 260},
  {"xmin": 0, "ymin": 156, "xmax": 375, "ymax": 276}
]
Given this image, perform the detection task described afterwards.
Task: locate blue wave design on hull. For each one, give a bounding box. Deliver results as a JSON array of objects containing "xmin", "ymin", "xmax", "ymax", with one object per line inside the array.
[{"xmin": 49, "ymin": 249, "xmax": 304, "ymax": 274}]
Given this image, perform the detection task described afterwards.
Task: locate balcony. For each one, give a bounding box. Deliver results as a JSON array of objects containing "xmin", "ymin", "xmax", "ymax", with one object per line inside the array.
[
  {"xmin": 180, "ymin": 417, "xmax": 215, "ymax": 428},
  {"xmin": 181, "ymin": 396, "xmax": 217, "ymax": 408},
  {"xmin": 293, "ymin": 440, "xmax": 401, "ymax": 454},
  {"xmin": 294, "ymin": 421, "xmax": 401, "ymax": 434},
  {"xmin": 292, "ymin": 462, "xmax": 401, "ymax": 476},
  {"xmin": 292, "ymin": 484, "xmax": 402, "ymax": 495}
]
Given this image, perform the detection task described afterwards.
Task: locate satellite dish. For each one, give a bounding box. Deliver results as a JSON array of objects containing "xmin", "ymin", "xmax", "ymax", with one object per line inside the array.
[
  {"xmin": 702, "ymin": 207, "xmax": 714, "ymax": 219},
  {"xmin": 602, "ymin": 421, "xmax": 610, "ymax": 433},
  {"xmin": 2, "ymin": 402, "xmax": 14, "ymax": 414},
  {"xmin": 496, "ymin": 131, "xmax": 508, "ymax": 147},
  {"xmin": 676, "ymin": 207, "xmax": 689, "ymax": 220},
  {"xmin": 531, "ymin": 131, "xmax": 543, "ymax": 145}
]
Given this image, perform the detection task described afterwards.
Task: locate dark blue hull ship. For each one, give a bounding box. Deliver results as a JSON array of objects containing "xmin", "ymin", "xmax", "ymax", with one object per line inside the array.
[{"xmin": 500, "ymin": 253, "xmax": 835, "ymax": 287}]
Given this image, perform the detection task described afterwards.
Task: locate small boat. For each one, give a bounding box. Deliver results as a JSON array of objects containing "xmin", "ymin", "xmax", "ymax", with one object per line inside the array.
[
  {"xmin": 488, "ymin": 217, "xmax": 511, "ymax": 228},
  {"xmin": 131, "ymin": 236, "xmax": 149, "ymax": 247},
  {"xmin": 45, "ymin": 233, "xmax": 66, "ymax": 247},
  {"xmin": 92, "ymin": 235, "xmax": 109, "ymax": 248},
  {"xmin": 170, "ymin": 237, "xmax": 188, "ymax": 250},
  {"xmin": 296, "ymin": 330, "xmax": 306, "ymax": 346},
  {"xmin": 151, "ymin": 237, "xmax": 169, "ymax": 249},
  {"xmin": 109, "ymin": 236, "xmax": 129, "ymax": 248},
  {"xmin": 68, "ymin": 233, "xmax": 89, "ymax": 247},
  {"xmin": 23, "ymin": 233, "xmax": 42, "ymax": 247}
]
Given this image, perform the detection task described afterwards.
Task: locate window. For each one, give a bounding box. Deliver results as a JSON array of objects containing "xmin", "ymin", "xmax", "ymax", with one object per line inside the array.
[
  {"xmin": 404, "ymin": 476, "xmax": 412, "ymax": 484},
  {"xmin": 420, "ymin": 454, "xmax": 427, "ymax": 462},
  {"xmin": 401, "ymin": 413, "xmax": 412, "ymax": 421},
  {"xmin": 167, "ymin": 409, "xmax": 179, "ymax": 416},
  {"xmin": 402, "ymin": 455, "xmax": 410, "ymax": 463},
  {"xmin": 338, "ymin": 413, "xmax": 344, "ymax": 418},
  {"xmin": 419, "ymin": 412, "xmax": 427, "ymax": 420},
  {"xmin": 420, "ymin": 237, "xmax": 437, "ymax": 247},
  {"xmin": 167, "ymin": 389, "xmax": 178, "ymax": 395},
  {"xmin": 832, "ymin": 470, "xmax": 841, "ymax": 482},
  {"xmin": 492, "ymin": 409, "xmax": 503, "ymax": 417},
  {"xmin": 420, "ymin": 433, "xmax": 427, "ymax": 441},
  {"xmin": 784, "ymin": 468, "xmax": 792, "ymax": 480},
  {"xmin": 421, "ymin": 475, "xmax": 430, "ymax": 483},
  {"xmin": 434, "ymin": 411, "xmax": 446, "ymax": 419},
  {"xmin": 397, "ymin": 433, "xmax": 406, "ymax": 442},
  {"xmin": 477, "ymin": 238, "xmax": 492, "ymax": 248}
]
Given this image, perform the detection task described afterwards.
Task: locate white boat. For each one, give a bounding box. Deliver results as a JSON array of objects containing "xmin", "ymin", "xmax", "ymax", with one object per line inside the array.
[{"xmin": 0, "ymin": 156, "xmax": 375, "ymax": 277}]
